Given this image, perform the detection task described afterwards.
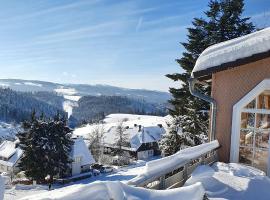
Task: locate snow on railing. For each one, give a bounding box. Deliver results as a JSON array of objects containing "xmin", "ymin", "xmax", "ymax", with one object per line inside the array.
[{"xmin": 127, "ymin": 140, "xmax": 219, "ymax": 189}]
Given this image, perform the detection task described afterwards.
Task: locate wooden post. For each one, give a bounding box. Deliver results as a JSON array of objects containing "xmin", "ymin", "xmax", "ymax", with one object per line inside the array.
[
  {"xmin": 183, "ymin": 164, "xmax": 188, "ymax": 182},
  {"xmin": 201, "ymin": 154, "xmax": 205, "ymax": 165},
  {"xmin": 160, "ymin": 175, "xmax": 165, "ymax": 189}
]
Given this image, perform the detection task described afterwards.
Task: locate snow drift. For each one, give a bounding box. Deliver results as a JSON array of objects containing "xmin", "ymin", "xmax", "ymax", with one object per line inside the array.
[
  {"xmin": 185, "ymin": 162, "xmax": 270, "ymax": 200},
  {"xmin": 20, "ymin": 181, "xmax": 205, "ymax": 200}
]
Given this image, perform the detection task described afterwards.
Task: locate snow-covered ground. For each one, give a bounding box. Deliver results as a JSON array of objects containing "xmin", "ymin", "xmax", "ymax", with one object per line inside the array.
[
  {"xmin": 185, "ymin": 162, "xmax": 270, "ymax": 200},
  {"xmin": 4, "ymin": 160, "xmax": 147, "ymax": 200},
  {"xmin": 20, "ymin": 181, "xmax": 204, "ymax": 200},
  {"xmin": 8, "ymin": 161, "xmax": 270, "ymax": 200}
]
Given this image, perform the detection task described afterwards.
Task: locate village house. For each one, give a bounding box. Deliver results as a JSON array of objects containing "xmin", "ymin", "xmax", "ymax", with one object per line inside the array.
[
  {"xmin": 0, "ymin": 140, "xmax": 23, "ymax": 175},
  {"xmin": 190, "ymin": 27, "xmax": 270, "ymax": 175},
  {"xmin": 103, "ymin": 124, "xmax": 166, "ymax": 161},
  {"xmin": 0, "ymin": 137, "xmax": 94, "ymax": 178},
  {"xmin": 70, "ymin": 136, "xmax": 95, "ymax": 176}
]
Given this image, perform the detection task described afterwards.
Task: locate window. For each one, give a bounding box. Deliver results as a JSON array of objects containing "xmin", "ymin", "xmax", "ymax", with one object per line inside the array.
[
  {"xmin": 74, "ymin": 156, "xmax": 82, "ymax": 163},
  {"xmin": 239, "ymin": 90, "xmax": 270, "ymax": 172}
]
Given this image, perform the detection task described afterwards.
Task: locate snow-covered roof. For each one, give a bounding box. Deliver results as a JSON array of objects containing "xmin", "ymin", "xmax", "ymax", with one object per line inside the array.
[
  {"xmin": 74, "ymin": 114, "xmax": 172, "ymax": 151},
  {"xmin": 192, "ymin": 27, "xmax": 270, "ymax": 78},
  {"xmin": 0, "ymin": 141, "xmax": 16, "ymax": 159},
  {"xmin": 0, "ymin": 141, "xmax": 23, "ymax": 167},
  {"xmin": 130, "ymin": 126, "xmax": 165, "ymax": 150},
  {"xmin": 71, "ymin": 137, "xmax": 95, "ymax": 166},
  {"xmin": 103, "ymin": 125, "xmax": 166, "ymax": 151}
]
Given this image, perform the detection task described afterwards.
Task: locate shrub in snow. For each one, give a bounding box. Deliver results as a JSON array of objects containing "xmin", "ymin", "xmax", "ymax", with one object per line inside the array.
[{"xmin": 88, "ymin": 124, "xmax": 105, "ymax": 163}]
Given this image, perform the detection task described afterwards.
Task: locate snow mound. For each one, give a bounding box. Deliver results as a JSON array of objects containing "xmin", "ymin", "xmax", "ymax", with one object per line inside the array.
[
  {"xmin": 185, "ymin": 162, "xmax": 270, "ymax": 200},
  {"xmin": 20, "ymin": 181, "xmax": 205, "ymax": 200},
  {"xmin": 192, "ymin": 27, "xmax": 270, "ymax": 76}
]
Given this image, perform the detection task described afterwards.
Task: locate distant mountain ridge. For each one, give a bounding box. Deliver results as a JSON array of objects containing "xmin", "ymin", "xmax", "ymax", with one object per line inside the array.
[
  {"xmin": 0, "ymin": 79, "xmax": 170, "ymax": 104},
  {"xmin": 0, "ymin": 88, "xmax": 66, "ymax": 123},
  {"xmin": 72, "ymin": 95, "xmax": 167, "ymax": 124},
  {"xmin": 0, "ymin": 79, "xmax": 170, "ymax": 127}
]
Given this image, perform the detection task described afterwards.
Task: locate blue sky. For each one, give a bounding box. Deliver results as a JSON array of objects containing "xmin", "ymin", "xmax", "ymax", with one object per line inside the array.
[{"xmin": 0, "ymin": 0, "xmax": 269, "ymax": 92}]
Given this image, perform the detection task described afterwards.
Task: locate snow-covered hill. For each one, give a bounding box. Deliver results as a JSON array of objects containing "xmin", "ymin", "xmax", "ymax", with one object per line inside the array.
[
  {"xmin": 0, "ymin": 79, "xmax": 170, "ymax": 121},
  {"xmin": 0, "ymin": 79, "xmax": 170, "ymax": 104}
]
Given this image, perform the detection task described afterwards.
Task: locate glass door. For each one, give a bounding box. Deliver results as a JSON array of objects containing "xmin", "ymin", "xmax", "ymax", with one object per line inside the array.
[{"xmin": 239, "ymin": 91, "xmax": 270, "ymax": 174}]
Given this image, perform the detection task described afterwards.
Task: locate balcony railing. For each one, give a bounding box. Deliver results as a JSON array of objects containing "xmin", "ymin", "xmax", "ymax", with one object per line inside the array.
[{"xmin": 127, "ymin": 140, "xmax": 219, "ymax": 190}]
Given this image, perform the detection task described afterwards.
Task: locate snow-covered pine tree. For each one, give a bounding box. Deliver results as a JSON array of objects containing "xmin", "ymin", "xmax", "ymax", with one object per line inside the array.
[
  {"xmin": 159, "ymin": 118, "xmax": 194, "ymax": 156},
  {"xmin": 18, "ymin": 112, "xmax": 73, "ymax": 182},
  {"xmin": 45, "ymin": 114, "xmax": 74, "ymax": 181},
  {"xmin": 18, "ymin": 111, "xmax": 48, "ymax": 182},
  {"xmin": 166, "ymin": 0, "xmax": 255, "ymax": 144}
]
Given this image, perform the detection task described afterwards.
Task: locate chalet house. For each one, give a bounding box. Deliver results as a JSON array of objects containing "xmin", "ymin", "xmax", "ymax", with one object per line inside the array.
[
  {"xmin": 0, "ymin": 137, "xmax": 94, "ymax": 178},
  {"xmin": 0, "ymin": 140, "xmax": 23, "ymax": 174},
  {"xmin": 190, "ymin": 27, "xmax": 270, "ymax": 175},
  {"xmin": 71, "ymin": 137, "xmax": 95, "ymax": 176},
  {"xmin": 103, "ymin": 124, "xmax": 166, "ymax": 160}
]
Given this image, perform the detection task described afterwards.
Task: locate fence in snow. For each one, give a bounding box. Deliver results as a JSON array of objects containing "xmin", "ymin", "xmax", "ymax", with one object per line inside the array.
[{"xmin": 127, "ymin": 140, "xmax": 219, "ymax": 190}]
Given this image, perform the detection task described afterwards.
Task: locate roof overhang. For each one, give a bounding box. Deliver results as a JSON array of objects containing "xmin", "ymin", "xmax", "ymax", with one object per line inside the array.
[{"xmin": 192, "ymin": 50, "xmax": 270, "ymax": 80}]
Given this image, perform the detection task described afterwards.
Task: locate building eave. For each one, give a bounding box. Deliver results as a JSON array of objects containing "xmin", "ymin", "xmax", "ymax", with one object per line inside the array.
[{"xmin": 192, "ymin": 50, "xmax": 270, "ymax": 80}]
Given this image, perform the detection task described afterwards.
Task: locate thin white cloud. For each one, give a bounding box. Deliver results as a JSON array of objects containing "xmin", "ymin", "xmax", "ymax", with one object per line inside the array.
[
  {"xmin": 136, "ymin": 17, "xmax": 143, "ymax": 32},
  {"xmin": 0, "ymin": 0, "xmax": 101, "ymax": 22},
  {"xmin": 32, "ymin": 19, "xmax": 135, "ymax": 44}
]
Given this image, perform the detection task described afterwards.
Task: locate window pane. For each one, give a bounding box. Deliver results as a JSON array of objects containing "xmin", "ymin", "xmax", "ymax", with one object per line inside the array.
[
  {"xmin": 255, "ymin": 131, "xmax": 269, "ymax": 149},
  {"xmin": 256, "ymin": 114, "xmax": 270, "ymax": 129},
  {"xmin": 239, "ymin": 147, "xmax": 253, "ymax": 165},
  {"xmin": 241, "ymin": 113, "xmax": 255, "ymax": 128},
  {"xmin": 257, "ymin": 91, "xmax": 270, "ymax": 109},
  {"xmin": 254, "ymin": 149, "xmax": 268, "ymax": 172},
  {"xmin": 240, "ymin": 130, "xmax": 254, "ymax": 147},
  {"xmin": 244, "ymin": 98, "xmax": 256, "ymax": 109}
]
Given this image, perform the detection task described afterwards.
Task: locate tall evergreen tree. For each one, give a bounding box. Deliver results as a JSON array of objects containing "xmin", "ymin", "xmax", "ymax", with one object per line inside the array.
[
  {"xmin": 18, "ymin": 111, "xmax": 48, "ymax": 182},
  {"xmin": 18, "ymin": 112, "xmax": 74, "ymax": 182},
  {"xmin": 166, "ymin": 0, "xmax": 255, "ymax": 141},
  {"xmin": 44, "ymin": 114, "xmax": 74, "ymax": 181},
  {"xmin": 159, "ymin": 118, "xmax": 194, "ymax": 156}
]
